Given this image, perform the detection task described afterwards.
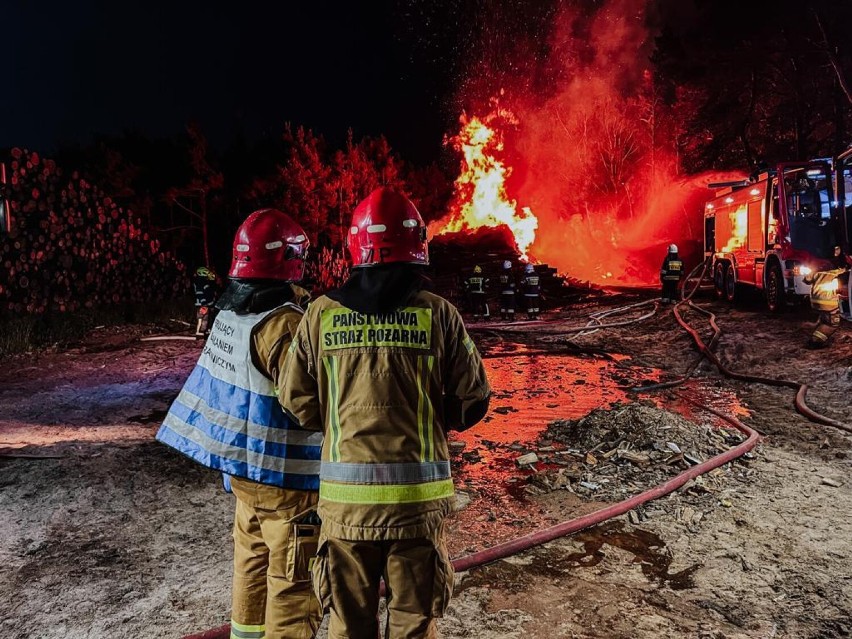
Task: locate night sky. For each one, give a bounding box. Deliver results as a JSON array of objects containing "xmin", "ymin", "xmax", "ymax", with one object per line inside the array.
[
  {"xmin": 1, "ymin": 0, "xmax": 471, "ymax": 163},
  {"xmin": 2, "ymin": 0, "xmax": 819, "ymax": 166}
]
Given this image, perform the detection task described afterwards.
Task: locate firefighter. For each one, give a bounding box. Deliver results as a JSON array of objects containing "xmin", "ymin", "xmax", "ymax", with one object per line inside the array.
[
  {"xmin": 805, "ymin": 266, "xmax": 846, "ymax": 349},
  {"xmin": 280, "ymin": 188, "xmax": 491, "ymax": 639},
  {"xmin": 465, "ymin": 265, "xmax": 489, "ymax": 321},
  {"xmin": 498, "ymin": 260, "xmax": 517, "ymax": 321},
  {"xmin": 193, "ymin": 265, "xmax": 220, "ymax": 338},
  {"xmin": 522, "ymin": 263, "xmax": 540, "ymax": 320},
  {"xmin": 157, "ymin": 209, "xmax": 323, "ymax": 639},
  {"xmin": 660, "ymin": 244, "xmax": 683, "ymax": 303}
]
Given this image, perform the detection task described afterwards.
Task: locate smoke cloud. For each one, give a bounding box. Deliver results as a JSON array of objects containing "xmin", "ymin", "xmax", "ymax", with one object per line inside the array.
[{"xmin": 456, "ymin": 0, "xmax": 742, "ymax": 285}]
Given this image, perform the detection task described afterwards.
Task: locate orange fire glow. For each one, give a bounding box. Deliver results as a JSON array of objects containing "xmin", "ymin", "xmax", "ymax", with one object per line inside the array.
[{"xmin": 430, "ymin": 106, "xmax": 538, "ymax": 257}]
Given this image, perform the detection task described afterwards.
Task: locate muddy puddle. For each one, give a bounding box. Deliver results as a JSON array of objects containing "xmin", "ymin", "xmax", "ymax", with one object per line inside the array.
[{"xmin": 446, "ymin": 344, "xmax": 747, "ymax": 556}]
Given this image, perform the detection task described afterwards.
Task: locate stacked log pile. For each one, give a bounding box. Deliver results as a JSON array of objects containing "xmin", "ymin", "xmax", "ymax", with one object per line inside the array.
[{"xmin": 0, "ymin": 148, "xmax": 188, "ymax": 315}]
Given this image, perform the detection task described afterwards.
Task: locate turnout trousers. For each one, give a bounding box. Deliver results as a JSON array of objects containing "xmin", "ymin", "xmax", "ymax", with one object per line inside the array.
[
  {"xmin": 661, "ymin": 280, "xmax": 678, "ymax": 303},
  {"xmin": 499, "ymin": 292, "xmax": 516, "ymax": 319},
  {"xmin": 312, "ymin": 529, "xmax": 454, "ymax": 639},
  {"xmin": 810, "ymin": 307, "xmax": 841, "ymax": 348},
  {"xmin": 230, "ymin": 477, "xmax": 322, "ymax": 639},
  {"xmin": 469, "ymin": 292, "xmax": 488, "ymax": 320}
]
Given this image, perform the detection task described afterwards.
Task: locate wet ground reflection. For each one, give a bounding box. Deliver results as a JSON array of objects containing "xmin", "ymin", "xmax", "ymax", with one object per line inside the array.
[{"xmin": 446, "ymin": 344, "xmax": 747, "ymax": 556}]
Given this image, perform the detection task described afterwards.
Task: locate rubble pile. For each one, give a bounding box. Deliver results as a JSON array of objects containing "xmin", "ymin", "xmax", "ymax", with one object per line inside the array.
[{"xmin": 525, "ymin": 403, "xmax": 747, "ymax": 502}]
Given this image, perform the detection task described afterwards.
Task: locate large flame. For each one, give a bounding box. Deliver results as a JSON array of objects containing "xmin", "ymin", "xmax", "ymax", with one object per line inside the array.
[{"xmin": 430, "ymin": 105, "xmax": 538, "ymax": 257}]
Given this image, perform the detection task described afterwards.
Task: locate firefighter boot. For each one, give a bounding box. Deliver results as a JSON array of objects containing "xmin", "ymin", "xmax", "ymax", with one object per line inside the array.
[{"xmin": 807, "ymin": 310, "xmax": 840, "ymax": 349}]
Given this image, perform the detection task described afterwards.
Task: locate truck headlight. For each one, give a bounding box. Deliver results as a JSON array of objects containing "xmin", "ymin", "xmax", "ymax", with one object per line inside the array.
[{"xmin": 794, "ymin": 265, "xmax": 812, "ymax": 276}]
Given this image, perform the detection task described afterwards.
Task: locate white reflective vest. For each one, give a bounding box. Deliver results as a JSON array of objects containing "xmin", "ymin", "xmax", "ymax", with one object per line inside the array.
[{"xmin": 157, "ymin": 305, "xmax": 322, "ymax": 490}]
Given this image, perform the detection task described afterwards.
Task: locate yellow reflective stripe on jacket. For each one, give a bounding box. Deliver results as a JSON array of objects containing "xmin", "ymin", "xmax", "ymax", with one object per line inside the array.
[
  {"xmin": 230, "ymin": 620, "xmax": 265, "ymax": 639},
  {"xmin": 417, "ymin": 355, "xmax": 435, "ymax": 462},
  {"xmin": 323, "ymin": 356, "xmax": 341, "ymax": 462},
  {"xmin": 462, "ymin": 334, "xmax": 475, "ymax": 354},
  {"xmin": 319, "ymin": 478, "xmax": 455, "ymax": 504}
]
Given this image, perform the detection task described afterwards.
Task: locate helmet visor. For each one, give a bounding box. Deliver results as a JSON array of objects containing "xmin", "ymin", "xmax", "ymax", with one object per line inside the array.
[{"xmin": 285, "ymin": 241, "xmax": 309, "ymax": 262}]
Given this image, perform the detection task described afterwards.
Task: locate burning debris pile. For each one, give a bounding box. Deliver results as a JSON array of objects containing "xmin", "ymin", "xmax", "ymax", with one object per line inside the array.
[
  {"xmin": 429, "ymin": 105, "xmax": 538, "ymax": 259},
  {"xmin": 524, "ymin": 403, "xmax": 748, "ymax": 502},
  {"xmin": 0, "ymin": 148, "xmax": 188, "ymax": 315}
]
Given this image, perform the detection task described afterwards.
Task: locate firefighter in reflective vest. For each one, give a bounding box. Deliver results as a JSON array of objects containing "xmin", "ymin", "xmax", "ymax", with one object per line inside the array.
[
  {"xmin": 465, "ymin": 265, "xmax": 489, "ymax": 321},
  {"xmin": 280, "ymin": 188, "xmax": 491, "ymax": 639},
  {"xmin": 157, "ymin": 209, "xmax": 324, "ymax": 639},
  {"xmin": 522, "ymin": 263, "xmax": 540, "ymax": 320},
  {"xmin": 805, "ymin": 267, "xmax": 845, "ymax": 348},
  {"xmin": 660, "ymin": 244, "xmax": 683, "ymax": 303},
  {"xmin": 498, "ymin": 260, "xmax": 516, "ymax": 321}
]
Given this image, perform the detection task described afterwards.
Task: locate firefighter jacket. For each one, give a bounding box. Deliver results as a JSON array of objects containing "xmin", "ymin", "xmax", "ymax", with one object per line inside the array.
[
  {"xmin": 279, "ymin": 290, "xmax": 491, "ymax": 541},
  {"xmin": 661, "ymin": 255, "xmax": 683, "ymax": 282},
  {"xmin": 807, "ymin": 268, "xmax": 846, "ymax": 312},
  {"xmin": 465, "ymin": 275, "xmax": 488, "ymax": 294},
  {"xmin": 522, "ymin": 274, "xmax": 540, "ymax": 296},
  {"xmin": 193, "ymin": 275, "xmax": 218, "ymax": 307},
  {"xmin": 157, "ymin": 302, "xmax": 323, "ymax": 491},
  {"xmin": 499, "ymin": 273, "xmax": 516, "ymax": 295}
]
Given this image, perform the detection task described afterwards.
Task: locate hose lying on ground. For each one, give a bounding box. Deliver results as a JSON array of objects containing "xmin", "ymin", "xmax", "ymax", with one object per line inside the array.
[
  {"xmin": 186, "ymin": 265, "xmax": 852, "ymax": 639},
  {"xmin": 636, "ymin": 258, "xmax": 852, "ymax": 434},
  {"xmin": 469, "ymin": 298, "xmax": 659, "ymax": 336},
  {"xmin": 182, "ymin": 386, "xmax": 760, "ymax": 639}
]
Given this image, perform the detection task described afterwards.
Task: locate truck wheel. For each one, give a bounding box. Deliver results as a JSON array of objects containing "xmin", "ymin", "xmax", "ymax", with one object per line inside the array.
[
  {"xmin": 714, "ymin": 262, "xmax": 726, "ymax": 299},
  {"xmin": 766, "ymin": 264, "xmax": 785, "ymax": 313},
  {"xmin": 724, "ymin": 264, "xmax": 737, "ymax": 303}
]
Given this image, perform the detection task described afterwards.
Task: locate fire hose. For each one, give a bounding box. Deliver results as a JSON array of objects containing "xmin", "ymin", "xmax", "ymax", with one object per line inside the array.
[
  {"xmin": 183, "ymin": 397, "xmax": 758, "ymax": 639},
  {"xmin": 635, "ymin": 259, "xmax": 852, "ymax": 435},
  {"xmin": 182, "ymin": 262, "xmax": 852, "ymax": 638},
  {"xmin": 182, "ymin": 294, "xmax": 760, "ymax": 639}
]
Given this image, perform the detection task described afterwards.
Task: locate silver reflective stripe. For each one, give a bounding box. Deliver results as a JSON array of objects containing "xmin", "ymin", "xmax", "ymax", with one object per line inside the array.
[
  {"xmin": 230, "ymin": 629, "xmax": 265, "ymax": 639},
  {"xmin": 176, "ymin": 388, "xmax": 323, "ymax": 448},
  {"xmin": 163, "ymin": 412, "xmax": 321, "ymax": 476},
  {"xmin": 320, "ymin": 461, "xmax": 451, "ymax": 485}
]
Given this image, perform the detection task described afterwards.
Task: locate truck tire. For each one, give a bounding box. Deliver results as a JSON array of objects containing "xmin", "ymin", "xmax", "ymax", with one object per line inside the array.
[
  {"xmin": 765, "ymin": 263, "xmax": 785, "ymax": 313},
  {"xmin": 724, "ymin": 264, "xmax": 737, "ymax": 303},
  {"xmin": 714, "ymin": 262, "xmax": 726, "ymax": 299}
]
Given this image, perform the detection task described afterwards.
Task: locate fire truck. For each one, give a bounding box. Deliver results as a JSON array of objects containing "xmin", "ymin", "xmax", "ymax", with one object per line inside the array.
[
  {"xmin": 827, "ymin": 148, "xmax": 852, "ymax": 320},
  {"xmin": 704, "ymin": 160, "xmax": 842, "ymax": 312}
]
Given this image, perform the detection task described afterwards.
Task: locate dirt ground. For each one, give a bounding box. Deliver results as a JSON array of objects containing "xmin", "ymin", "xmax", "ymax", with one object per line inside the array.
[{"xmin": 1, "ymin": 293, "xmax": 850, "ymax": 639}]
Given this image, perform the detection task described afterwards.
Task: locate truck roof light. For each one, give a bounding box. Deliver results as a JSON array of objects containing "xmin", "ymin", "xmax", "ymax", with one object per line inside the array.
[
  {"xmin": 750, "ymin": 188, "xmax": 761, "ymax": 196},
  {"xmin": 725, "ymin": 197, "xmax": 734, "ymax": 204}
]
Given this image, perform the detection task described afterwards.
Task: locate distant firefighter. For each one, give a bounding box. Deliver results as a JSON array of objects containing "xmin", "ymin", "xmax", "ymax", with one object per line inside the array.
[
  {"xmin": 498, "ymin": 260, "xmax": 517, "ymax": 321},
  {"xmin": 192, "ymin": 266, "xmax": 220, "ymax": 337},
  {"xmin": 465, "ymin": 265, "xmax": 490, "ymax": 321},
  {"xmin": 660, "ymin": 244, "xmax": 683, "ymax": 303},
  {"xmin": 522, "ymin": 263, "xmax": 540, "ymax": 320}
]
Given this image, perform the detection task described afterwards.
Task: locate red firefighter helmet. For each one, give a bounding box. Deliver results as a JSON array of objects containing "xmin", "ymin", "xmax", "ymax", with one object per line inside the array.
[
  {"xmin": 229, "ymin": 208, "xmax": 309, "ymax": 281},
  {"xmin": 347, "ymin": 188, "xmax": 428, "ymax": 267}
]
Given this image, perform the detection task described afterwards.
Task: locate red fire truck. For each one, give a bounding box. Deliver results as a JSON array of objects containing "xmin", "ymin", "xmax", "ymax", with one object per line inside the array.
[{"xmin": 704, "ymin": 160, "xmax": 841, "ymax": 311}]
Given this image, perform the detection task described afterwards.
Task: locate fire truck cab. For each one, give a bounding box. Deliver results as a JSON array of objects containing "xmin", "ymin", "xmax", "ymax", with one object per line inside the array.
[
  {"xmin": 829, "ymin": 148, "xmax": 852, "ymax": 320},
  {"xmin": 704, "ymin": 161, "xmax": 838, "ymax": 311}
]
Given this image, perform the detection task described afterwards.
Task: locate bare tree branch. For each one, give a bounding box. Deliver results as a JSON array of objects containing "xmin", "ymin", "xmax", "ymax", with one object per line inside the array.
[
  {"xmin": 813, "ymin": 8, "xmax": 852, "ymax": 107},
  {"xmin": 169, "ymin": 197, "xmax": 202, "ymax": 221}
]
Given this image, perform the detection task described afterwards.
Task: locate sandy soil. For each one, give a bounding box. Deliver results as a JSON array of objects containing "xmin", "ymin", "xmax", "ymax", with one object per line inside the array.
[{"xmin": 1, "ymin": 295, "xmax": 850, "ymax": 639}]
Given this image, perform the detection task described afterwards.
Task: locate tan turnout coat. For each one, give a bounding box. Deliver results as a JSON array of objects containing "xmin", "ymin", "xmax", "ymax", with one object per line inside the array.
[{"xmin": 280, "ymin": 290, "xmax": 490, "ymax": 540}]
